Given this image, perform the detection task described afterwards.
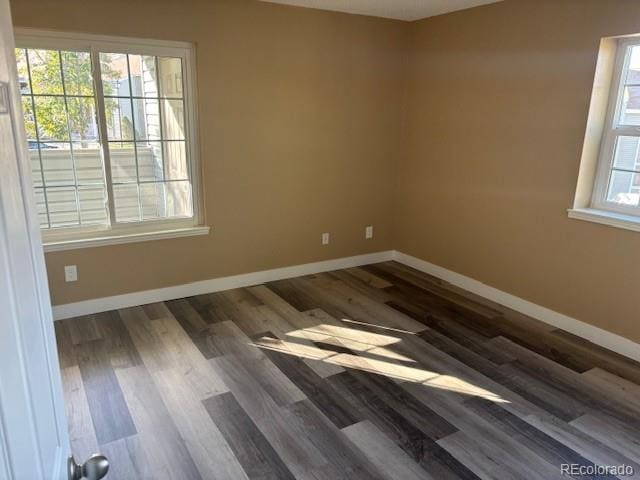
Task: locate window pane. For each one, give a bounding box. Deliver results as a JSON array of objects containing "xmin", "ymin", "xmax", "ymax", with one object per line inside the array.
[
  {"xmin": 46, "ymin": 186, "xmax": 79, "ymax": 227},
  {"xmin": 619, "ymin": 86, "xmax": 640, "ymax": 126},
  {"xmin": 105, "ymin": 97, "xmax": 135, "ymax": 141},
  {"xmin": 41, "ymin": 144, "xmax": 74, "ymax": 187},
  {"xmin": 18, "ymin": 46, "xmax": 109, "ymax": 232},
  {"xmin": 15, "ymin": 49, "xmax": 30, "ymax": 94},
  {"xmin": 30, "ymin": 148, "xmax": 43, "ymax": 187},
  {"xmin": 74, "ymin": 145, "xmax": 106, "ymax": 186},
  {"xmin": 165, "ymin": 181, "xmax": 192, "ymax": 217},
  {"xmin": 158, "ymin": 57, "xmax": 183, "ymax": 98},
  {"xmin": 78, "ymin": 186, "xmax": 108, "ymax": 225},
  {"xmin": 133, "ymin": 98, "xmax": 161, "ymax": 141},
  {"xmin": 607, "ymin": 170, "xmax": 640, "ymax": 207},
  {"xmin": 100, "ymin": 53, "xmax": 130, "ymax": 97},
  {"xmin": 68, "ymin": 97, "xmax": 98, "ymax": 143},
  {"xmin": 61, "ymin": 51, "xmax": 94, "ymax": 96},
  {"xmin": 164, "ymin": 141, "xmax": 188, "ymax": 180},
  {"xmin": 21, "ymin": 97, "xmax": 36, "ymax": 139},
  {"xmin": 137, "ymin": 142, "xmax": 164, "ymax": 182},
  {"xmin": 140, "ymin": 182, "xmax": 192, "ymax": 221},
  {"xmin": 140, "ymin": 183, "xmax": 165, "ymax": 220},
  {"xmin": 34, "ymin": 96, "xmax": 69, "ymax": 141},
  {"xmin": 129, "ymin": 55, "xmax": 158, "ymax": 97},
  {"xmin": 161, "ymin": 99, "xmax": 185, "ymax": 140},
  {"xmin": 114, "ymin": 184, "xmax": 140, "ymax": 222},
  {"xmin": 612, "ymin": 136, "xmax": 640, "ymax": 170},
  {"xmin": 28, "ymin": 49, "xmax": 63, "ymax": 95},
  {"xmin": 34, "ymin": 188, "xmax": 49, "ymax": 227},
  {"xmin": 109, "ymin": 142, "xmax": 138, "ymax": 183},
  {"xmin": 625, "ymin": 45, "xmax": 640, "ymax": 84}
]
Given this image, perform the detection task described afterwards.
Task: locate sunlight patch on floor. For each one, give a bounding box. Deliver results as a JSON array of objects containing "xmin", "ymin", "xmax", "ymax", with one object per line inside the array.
[
  {"xmin": 286, "ymin": 323, "xmax": 415, "ymax": 363},
  {"xmin": 252, "ymin": 333, "xmax": 508, "ymax": 403},
  {"xmin": 339, "ymin": 318, "xmax": 418, "ymax": 335}
]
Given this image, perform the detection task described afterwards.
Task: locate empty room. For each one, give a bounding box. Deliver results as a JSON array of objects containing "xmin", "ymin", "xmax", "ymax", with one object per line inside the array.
[{"xmin": 1, "ymin": 0, "xmax": 640, "ymax": 479}]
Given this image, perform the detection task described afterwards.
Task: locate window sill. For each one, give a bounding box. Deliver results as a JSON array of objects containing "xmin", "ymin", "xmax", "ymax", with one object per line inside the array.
[
  {"xmin": 567, "ymin": 208, "xmax": 640, "ymax": 233},
  {"xmin": 43, "ymin": 226, "xmax": 211, "ymax": 252}
]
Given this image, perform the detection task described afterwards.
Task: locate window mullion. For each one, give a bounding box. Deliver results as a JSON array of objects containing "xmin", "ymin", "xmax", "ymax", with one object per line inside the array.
[
  {"xmin": 91, "ymin": 48, "xmax": 118, "ymax": 228},
  {"xmin": 612, "ymin": 129, "xmax": 640, "ymax": 139},
  {"xmin": 155, "ymin": 56, "xmax": 169, "ymax": 220},
  {"xmin": 125, "ymin": 54, "xmax": 143, "ymax": 222},
  {"xmin": 58, "ymin": 51, "xmax": 82, "ymax": 226},
  {"xmin": 592, "ymin": 129, "xmax": 617, "ymax": 209}
]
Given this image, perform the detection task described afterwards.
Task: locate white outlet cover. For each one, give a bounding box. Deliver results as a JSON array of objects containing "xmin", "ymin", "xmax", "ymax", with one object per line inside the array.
[
  {"xmin": 322, "ymin": 233, "xmax": 330, "ymax": 245},
  {"xmin": 365, "ymin": 226, "xmax": 374, "ymax": 239},
  {"xmin": 64, "ymin": 265, "xmax": 78, "ymax": 282}
]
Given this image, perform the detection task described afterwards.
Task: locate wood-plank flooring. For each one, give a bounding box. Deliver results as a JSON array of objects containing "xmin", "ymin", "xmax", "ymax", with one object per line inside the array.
[{"xmin": 55, "ymin": 261, "xmax": 640, "ymax": 479}]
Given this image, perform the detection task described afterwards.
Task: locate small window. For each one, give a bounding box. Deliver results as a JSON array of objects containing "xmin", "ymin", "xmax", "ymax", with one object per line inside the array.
[
  {"xmin": 14, "ymin": 31, "xmax": 203, "ymax": 248},
  {"xmin": 592, "ymin": 38, "xmax": 640, "ymax": 214}
]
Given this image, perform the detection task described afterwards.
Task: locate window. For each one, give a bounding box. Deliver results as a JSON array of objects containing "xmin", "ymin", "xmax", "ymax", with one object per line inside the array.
[
  {"xmin": 14, "ymin": 30, "xmax": 205, "ymax": 250},
  {"xmin": 592, "ymin": 38, "xmax": 640, "ymax": 216}
]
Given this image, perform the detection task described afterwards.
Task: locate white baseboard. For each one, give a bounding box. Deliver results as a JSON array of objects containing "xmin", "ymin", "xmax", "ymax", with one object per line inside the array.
[
  {"xmin": 52, "ymin": 250, "xmax": 394, "ymax": 321},
  {"xmin": 393, "ymin": 250, "xmax": 640, "ymax": 363},
  {"xmin": 52, "ymin": 247, "xmax": 640, "ymax": 363}
]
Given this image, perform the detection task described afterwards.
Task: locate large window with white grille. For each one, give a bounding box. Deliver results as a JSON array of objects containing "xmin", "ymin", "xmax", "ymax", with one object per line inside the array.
[
  {"xmin": 592, "ymin": 38, "xmax": 640, "ymax": 215},
  {"xmin": 14, "ymin": 31, "xmax": 202, "ymax": 248}
]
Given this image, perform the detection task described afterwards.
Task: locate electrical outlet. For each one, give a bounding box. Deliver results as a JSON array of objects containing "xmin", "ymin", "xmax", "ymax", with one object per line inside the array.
[
  {"xmin": 321, "ymin": 233, "xmax": 330, "ymax": 245},
  {"xmin": 365, "ymin": 225, "xmax": 374, "ymax": 239},
  {"xmin": 64, "ymin": 265, "xmax": 78, "ymax": 283}
]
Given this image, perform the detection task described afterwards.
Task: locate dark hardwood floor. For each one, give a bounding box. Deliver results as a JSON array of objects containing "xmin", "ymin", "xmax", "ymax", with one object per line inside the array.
[{"xmin": 55, "ymin": 261, "xmax": 640, "ymax": 479}]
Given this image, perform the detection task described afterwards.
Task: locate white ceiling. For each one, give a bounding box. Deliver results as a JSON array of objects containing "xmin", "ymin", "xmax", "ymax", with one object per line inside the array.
[{"xmin": 258, "ymin": 0, "xmax": 503, "ymax": 21}]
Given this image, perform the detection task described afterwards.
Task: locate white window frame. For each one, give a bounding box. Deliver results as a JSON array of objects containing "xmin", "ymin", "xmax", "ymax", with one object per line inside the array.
[
  {"xmin": 14, "ymin": 29, "xmax": 207, "ymax": 251},
  {"xmin": 591, "ymin": 37, "xmax": 640, "ymax": 217}
]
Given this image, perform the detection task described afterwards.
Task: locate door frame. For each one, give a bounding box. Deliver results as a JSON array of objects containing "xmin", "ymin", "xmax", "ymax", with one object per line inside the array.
[{"xmin": 0, "ymin": 0, "xmax": 71, "ymax": 478}]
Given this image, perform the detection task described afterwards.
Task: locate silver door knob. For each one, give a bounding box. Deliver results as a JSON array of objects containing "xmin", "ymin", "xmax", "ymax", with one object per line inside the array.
[{"xmin": 68, "ymin": 454, "xmax": 109, "ymax": 480}]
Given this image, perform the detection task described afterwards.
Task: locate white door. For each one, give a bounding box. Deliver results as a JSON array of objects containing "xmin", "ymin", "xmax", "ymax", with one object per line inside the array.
[{"xmin": 0, "ymin": 0, "xmax": 71, "ymax": 478}]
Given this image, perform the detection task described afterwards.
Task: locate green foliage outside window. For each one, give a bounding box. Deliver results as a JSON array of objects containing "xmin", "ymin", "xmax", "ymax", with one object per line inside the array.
[{"xmin": 15, "ymin": 48, "xmax": 118, "ymax": 145}]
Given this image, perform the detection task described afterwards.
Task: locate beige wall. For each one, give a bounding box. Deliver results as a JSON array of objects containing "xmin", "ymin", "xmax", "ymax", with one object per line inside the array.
[
  {"xmin": 10, "ymin": 0, "xmax": 407, "ymax": 305},
  {"xmin": 11, "ymin": 0, "xmax": 640, "ymax": 345},
  {"xmin": 397, "ymin": 0, "xmax": 640, "ymax": 343}
]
